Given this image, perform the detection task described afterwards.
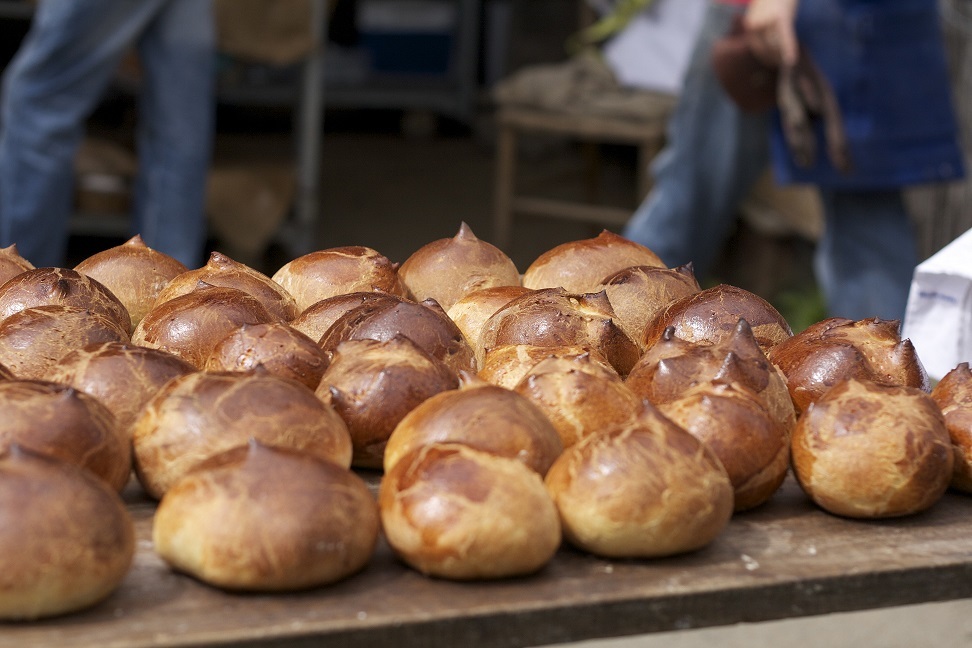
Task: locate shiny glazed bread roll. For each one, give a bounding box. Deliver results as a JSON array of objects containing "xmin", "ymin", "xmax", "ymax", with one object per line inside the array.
[
  {"xmin": 478, "ymin": 343, "xmax": 616, "ymax": 390},
  {"xmin": 627, "ymin": 319, "xmax": 796, "ymax": 436},
  {"xmin": 792, "ymin": 378, "xmax": 952, "ymax": 518},
  {"xmin": 0, "ymin": 267, "xmax": 131, "ymax": 334},
  {"xmin": 0, "ymin": 243, "xmax": 35, "ymax": 286},
  {"xmin": 446, "ymin": 285, "xmax": 532, "ymax": 368},
  {"xmin": 382, "ymin": 376, "xmax": 563, "ymax": 476},
  {"xmin": 153, "ymin": 441, "xmax": 379, "ymax": 591},
  {"xmin": 479, "ymin": 288, "xmax": 640, "ymax": 377},
  {"xmin": 316, "ymin": 336, "xmax": 458, "ymax": 469},
  {"xmin": 132, "ymin": 284, "xmax": 277, "ymax": 369},
  {"xmin": 0, "ymin": 446, "xmax": 134, "ymax": 620},
  {"xmin": 522, "ymin": 230, "xmax": 665, "ymax": 294},
  {"xmin": 930, "ymin": 362, "xmax": 972, "ymax": 493},
  {"xmin": 379, "ymin": 442, "xmax": 561, "ymax": 580},
  {"xmin": 0, "ymin": 304, "xmax": 129, "ymax": 380},
  {"xmin": 658, "ymin": 382, "xmax": 790, "ymax": 511},
  {"xmin": 271, "ymin": 246, "xmax": 409, "ymax": 312},
  {"xmin": 48, "ymin": 341, "xmax": 196, "ymax": 439},
  {"xmin": 0, "ymin": 379, "xmax": 131, "ymax": 492},
  {"xmin": 768, "ymin": 317, "xmax": 929, "ymax": 414},
  {"xmin": 398, "ymin": 222, "xmax": 521, "ymax": 312},
  {"xmin": 290, "ymin": 291, "xmax": 404, "ymax": 343},
  {"xmin": 318, "ymin": 295, "xmax": 476, "ymax": 375},
  {"xmin": 597, "ymin": 263, "xmax": 700, "ymax": 349},
  {"xmin": 74, "ymin": 234, "xmax": 188, "ymax": 329},
  {"xmin": 132, "ymin": 370, "xmax": 352, "ymax": 499},
  {"xmin": 513, "ymin": 355, "xmax": 641, "ymax": 449},
  {"xmin": 544, "ymin": 403, "xmax": 733, "ymax": 558},
  {"xmin": 641, "ymin": 283, "xmax": 792, "ymax": 353},
  {"xmin": 153, "ymin": 251, "xmax": 299, "ymax": 322},
  {"xmin": 205, "ymin": 321, "xmax": 329, "ymax": 391}
]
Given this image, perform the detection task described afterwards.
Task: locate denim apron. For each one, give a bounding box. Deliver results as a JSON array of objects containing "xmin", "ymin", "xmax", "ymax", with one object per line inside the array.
[{"xmin": 771, "ymin": 0, "xmax": 965, "ymax": 189}]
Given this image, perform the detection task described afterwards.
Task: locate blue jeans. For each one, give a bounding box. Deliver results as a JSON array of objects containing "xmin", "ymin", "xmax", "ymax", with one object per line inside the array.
[
  {"xmin": 0, "ymin": 0, "xmax": 215, "ymax": 269},
  {"xmin": 623, "ymin": 2, "xmax": 917, "ymax": 323}
]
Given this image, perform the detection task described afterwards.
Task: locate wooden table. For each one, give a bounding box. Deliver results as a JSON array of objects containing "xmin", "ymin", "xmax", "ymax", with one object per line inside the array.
[{"xmin": 4, "ymin": 474, "xmax": 972, "ymax": 648}]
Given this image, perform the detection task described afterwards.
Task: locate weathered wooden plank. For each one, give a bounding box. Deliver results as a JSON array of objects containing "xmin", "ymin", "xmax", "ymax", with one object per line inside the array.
[{"xmin": 2, "ymin": 476, "xmax": 971, "ymax": 648}]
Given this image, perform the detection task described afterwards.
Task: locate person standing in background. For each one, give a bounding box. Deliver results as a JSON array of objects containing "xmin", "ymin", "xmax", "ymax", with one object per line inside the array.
[
  {"xmin": 0, "ymin": 0, "xmax": 216, "ymax": 269},
  {"xmin": 623, "ymin": 0, "xmax": 965, "ymax": 323}
]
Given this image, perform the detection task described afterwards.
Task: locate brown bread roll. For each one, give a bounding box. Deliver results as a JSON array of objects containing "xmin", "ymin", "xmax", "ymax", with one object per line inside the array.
[
  {"xmin": 398, "ymin": 222, "xmax": 521, "ymax": 312},
  {"xmin": 317, "ymin": 335, "xmax": 458, "ymax": 469},
  {"xmin": 478, "ymin": 343, "xmax": 616, "ymax": 390},
  {"xmin": 544, "ymin": 403, "xmax": 733, "ymax": 558},
  {"xmin": 132, "ymin": 284, "xmax": 277, "ymax": 369},
  {"xmin": 271, "ymin": 246, "xmax": 409, "ymax": 312},
  {"xmin": 0, "ymin": 243, "xmax": 35, "ymax": 286},
  {"xmin": 153, "ymin": 251, "xmax": 299, "ymax": 322},
  {"xmin": 642, "ymin": 283, "xmax": 792, "ymax": 354},
  {"xmin": 383, "ymin": 376, "xmax": 563, "ymax": 476},
  {"xmin": 205, "ymin": 321, "xmax": 329, "ymax": 391},
  {"xmin": 290, "ymin": 291, "xmax": 403, "ymax": 343},
  {"xmin": 74, "ymin": 234, "xmax": 188, "ymax": 329},
  {"xmin": 791, "ymin": 378, "xmax": 952, "ymax": 518},
  {"xmin": 47, "ymin": 341, "xmax": 196, "ymax": 439},
  {"xmin": 479, "ymin": 288, "xmax": 640, "ymax": 377},
  {"xmin": 0, "ymin": 266, "xmax": 131, "ymax": 334},
  {"xmin": 658, "ymin": 382, "xmax": 790, "ymax": 511},
  {"xmin": 0, "ymin": 446, "xmax": 134, "ymax": 620},
  {"xmin": 768, "ymin": 317, "xmax": 929, "ymax": 414},
  {"xmin": 379, "ymin": 442, "xmax": 561, "ymax": 580},
  {"xmin": 930, "ymin": 362, "xmax": 972, "ymax": 493},
  {"xmin": 132, "ymin": 370, "xmax": 352, "ymax": 499},
  {"xmin": 522, "ymin": 230, "xmax": 665, "ymax": 294},
  {"xmin": 153, "ymin": 441, "xmax": 379, "ymax": 591},
  {"xmin": 446, "ymin": 285, "xmax": 533, "ymax": 368},
  {"xmin": 0, "ymin": 304, "xmax": 130, "ymax": 380},
  {"xmin": 0, "ymin": 379, "xmax": 131, "ymax": 492}
]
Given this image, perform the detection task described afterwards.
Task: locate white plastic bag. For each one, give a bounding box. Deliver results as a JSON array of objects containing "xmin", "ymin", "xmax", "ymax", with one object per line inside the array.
[{"xmin": 902, "ymin": 227, "xmax": 972, "ymax": 381}]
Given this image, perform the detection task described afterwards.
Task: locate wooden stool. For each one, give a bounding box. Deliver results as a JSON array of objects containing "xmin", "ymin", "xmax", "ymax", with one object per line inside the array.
[{"xmin": 492, "ymin": 100, "xmax": 674, "ymax": 251}]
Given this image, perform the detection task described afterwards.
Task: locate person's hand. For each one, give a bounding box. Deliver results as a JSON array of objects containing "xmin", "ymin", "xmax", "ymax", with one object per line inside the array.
[{"xmin": 743, "ymin": 0, "xmax": 800, "ymax": 68}]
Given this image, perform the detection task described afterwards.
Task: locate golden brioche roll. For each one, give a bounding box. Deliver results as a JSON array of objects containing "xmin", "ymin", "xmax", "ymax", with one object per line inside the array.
[
  {"xmin": 930, "ymin": 362, "xmax": 972, "ymax": 492},
  {"xmin": 478, "ymin": 343, "xmax": 616, "ymax": 390},
  {"xmin": 205, "ymin": 321, "xmax": 329, "ymax": 391},
  {"xmin": 74, "ymin": 234, "xmax": 188, "ymax": 329},
  {"xmin": 0, "ymin": 304, "xmax": 130, "ymax": 380},
  {"xmin": 0, "ymin": 446, "xmax": 134, "ymax": 620},
  {"xmin": 132, "ymin": 284, "xmax": 277, "ymax": 369},
  {"xmin": 544, "ymin": 403, "xmax": 733, "ymax": 558},
  {"xmin": 316, "ymin": 336, "xmax": 458, "ymax": 469},
  {"xmin": 479, "ymin": 288, "xmax": 640, "ymax": 377},
  {"xmin": 318, "ymin": 296, "xmax": 476, "ymax": 375},
  {"xmin": 446, "ymin": 285, "xmax": 533, "ymax": 368},
  {"xmin": 271, "ymin": 246, "xmax": 409, "ymax": 312},
  {"xmin": 383, "ymin": 377, "xmax": 563, "ymax": 476},
  {"xmin": 0, "ymin": 243, "xmax": 35, "ymax": 286},
  {"xmin": 0, "ymin": 267, "xmax": 131, "ymax": 334},
  {"xmin": 792, "ymin": 378, "xmax": 952, "ymax": 518},
  {"xmin": 290, "ymin": 291, "xmax": 403, "ymax": 343},
  {"xmin": 0, "ymin": 379, "xmax": 131, "ymax": 492},
  {"xmin": 153, "ymin": 441, "xmax": 379, "ymax": 591},
  {"xmin": 398, "ymin": 222, "xmax": 521, "ymax": 312},
  {"xmin": 513, "ymin": 355, "xmax": 640, "ymax": 448},
  {"xmin": 522, "ymin": 230, "xmax": 665, "ymax": 294},
  {"xmin": 132, "ymin": 370, "xmax": 352, "ymax": 499},
  {"xmin": 768, "ymin": 317, "xmax": 929, "ymax": 414},
  {"xmin": 598, "ymin": 263, "xmax": 700, "ymax": 349},
  {"xmin": 154, "ymin": 251, "xmax": 299, "ymax": 322},
  {"xmin": 658, "ymin": 382, "xmax": 789, "ymax": 511},
  {"xmin": 47, "ymin": 341, "xmax": 196, "ymax": 439},
  {"xmin": 627, "ymin": 319, "xmax": 796, "ymax": 436},
  {"xmin": 642, "ymin": 283, "xmax": 792, "ymax": 354},
  {"xmin": 379, "ymin": 442, "xmax": 561, "ymax": 580}
]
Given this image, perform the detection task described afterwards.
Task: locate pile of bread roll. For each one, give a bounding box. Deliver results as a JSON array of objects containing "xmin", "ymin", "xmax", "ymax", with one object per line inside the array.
[{"xmin": 0, "ymin": 222, "xmax": 967, "ymax": 620}]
